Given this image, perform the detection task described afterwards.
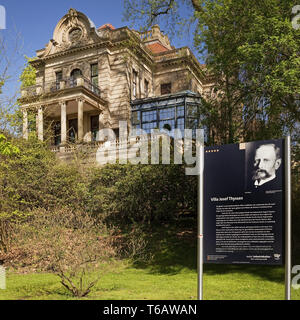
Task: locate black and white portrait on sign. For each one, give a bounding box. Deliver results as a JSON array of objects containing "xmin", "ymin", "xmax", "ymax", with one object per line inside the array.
[
  {"xmin": 245, "ymin": 140, "xmax": 283, "ymax": 191},
  {"xmin": 204, "ymin": 139, "xmax": 284, "ymax": 265}
]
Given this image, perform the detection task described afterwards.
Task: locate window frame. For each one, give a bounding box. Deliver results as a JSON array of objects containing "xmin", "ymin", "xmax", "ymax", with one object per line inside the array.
[
  {"xmin": 131, "ymin": 94, "xmax": 204, "ymax": 137},
  {"xmin": 90, "ymin": 115, "xmax": 100, "ymax": 142},
  {"xmin": 132, "ymin": 70, "xmax": 138, "ymax": 99},
  {"xmin": 55, "ymin": 71, "xmax": 63, "ymax": 90},
  {"xmin": 144, "ymin": 79, "xmax": 149, "ymax": 97},
  {"xmin": 161, "ymin": 83, "xmax": 172, "ymax": 95}
]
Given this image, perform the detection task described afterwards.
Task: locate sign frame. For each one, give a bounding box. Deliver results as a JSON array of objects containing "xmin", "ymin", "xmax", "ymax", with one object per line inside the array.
[{"xmin": 197, "ymin": 137, "xmax": 292, "ymax": 300}]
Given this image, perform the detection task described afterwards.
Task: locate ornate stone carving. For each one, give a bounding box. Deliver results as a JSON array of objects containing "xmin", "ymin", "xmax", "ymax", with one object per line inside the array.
[
  {"xmin": 69, "ymin": 28, "xmax": 82, "ymax": 43},
  {"xmin": 67, "ymin": 8, "xmax": 79, "ymax": 29},
  {"xmin": 43, "ymin": 8, "xmax": 97, "ymax": 55}
]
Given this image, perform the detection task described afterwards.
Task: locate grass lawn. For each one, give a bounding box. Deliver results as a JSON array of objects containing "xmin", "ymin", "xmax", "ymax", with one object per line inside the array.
[
  {"xmin": 1, "ymin": 220, "xmax": 299, "ymax": 300},
  {"xmin": 1, "ymin": 264, "xmax": 300, "ymax": 300}
]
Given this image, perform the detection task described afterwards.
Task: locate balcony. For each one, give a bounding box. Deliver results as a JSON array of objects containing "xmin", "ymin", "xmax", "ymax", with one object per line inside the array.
[
  {"xmin": 21, "ymin": 77, "xmax": 101, "ymax": 99},
  {"xmin": 49, "ymin": 134, "xmax": 175, "ymax": 165}
]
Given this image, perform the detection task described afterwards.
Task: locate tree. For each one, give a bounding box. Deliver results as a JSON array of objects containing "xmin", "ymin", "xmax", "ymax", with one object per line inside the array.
[
  {"xmin": 19, "ymin": 56, "xmax": 36, "ymax": 89},
  {"xmin": 0, "ymin": 31, "xmax": 23, "ymax": 133},
  {"xmin": 10, "ymin": 208, "xmax": 116, "ymax": 297},
  {"xmin": 7, "ymin": 56, "xmax": 37, "ymax": 136},
  {"xmin": 0, "ymin": 133, "xmax": 19, "ymax": 253},
  {"xmin": 87, "ymin": 162, "xmax": 197, "ymax": 226},
  {"xmin": 124, "ymin": 0, "xmax": 300, "ymax": 144},
  {"xmin": 124, "ymin": 0, "xmax": 300, "ymax": 262},
  {"xmin": 0, "ymin": 134, "xmax": 19, "ymax": 156},
  {"xmin": 0, "ymin": 36, "xmax": 10, "ymax": 94},
  {"xmin": 0, "ymin": 79, "xmax": 3, "ymax": 94}
]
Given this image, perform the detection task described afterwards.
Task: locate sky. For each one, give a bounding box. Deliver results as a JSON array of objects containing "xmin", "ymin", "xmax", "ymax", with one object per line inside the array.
[{"xmin": 0, "ymin": 0, "xmax": 196, "ymax": 103}]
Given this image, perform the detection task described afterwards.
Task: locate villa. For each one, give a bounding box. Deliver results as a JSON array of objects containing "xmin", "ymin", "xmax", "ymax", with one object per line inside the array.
[{"xmin": 19, "ymin": 8, "xmax": 213, "ymax": 159}]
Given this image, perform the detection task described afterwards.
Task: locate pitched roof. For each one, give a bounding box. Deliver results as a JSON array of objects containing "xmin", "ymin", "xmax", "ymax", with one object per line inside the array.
[
  {"xmin": 98, "ymin": 23, "xmax": 116, "ymax": 30},
  {"xmin": 146, "ymin": 42, "xmax": 169, "ymax": 54}
]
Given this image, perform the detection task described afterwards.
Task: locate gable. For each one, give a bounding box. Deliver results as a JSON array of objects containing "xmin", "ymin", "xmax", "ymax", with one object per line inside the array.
[{"xmin": 40, "ymin": 8, "xmax": 100, "ymax": 58}]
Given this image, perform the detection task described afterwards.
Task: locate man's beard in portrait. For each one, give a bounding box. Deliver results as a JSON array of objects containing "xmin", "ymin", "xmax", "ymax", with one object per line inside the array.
[{"xmin": 252, "ymin": 169, "xmax": 272, "ymax": 182}]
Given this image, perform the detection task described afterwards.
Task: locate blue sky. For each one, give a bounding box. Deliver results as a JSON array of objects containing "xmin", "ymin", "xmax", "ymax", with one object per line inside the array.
[
  {"xmin": 0, "ymin": 0, "xmax": 196, "ymax": 101},
  {"xmin": 2, "ymin": 0, "xmax": 129, "ymax": 57}
]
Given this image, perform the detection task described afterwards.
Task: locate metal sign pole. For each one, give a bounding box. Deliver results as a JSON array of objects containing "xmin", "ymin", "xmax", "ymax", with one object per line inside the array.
[
  {"xmin": 198, "ymin": 143, "xmax": 204, "ymax": 300},
  {"xmin": 285, "ymin": 136, "xmax": 292, "ymax": 300}
]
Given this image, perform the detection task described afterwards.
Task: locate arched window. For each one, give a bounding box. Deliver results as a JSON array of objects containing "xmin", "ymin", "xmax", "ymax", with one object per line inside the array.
[{"xmin": 70, "ymin": 69, "xmax": 82, "ymax": 87}]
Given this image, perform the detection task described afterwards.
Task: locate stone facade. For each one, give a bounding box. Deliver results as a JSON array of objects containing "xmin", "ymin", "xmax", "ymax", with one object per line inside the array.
[{"xmin": 19, "ymin": 8, "xmax": 212, "ymax": 148}]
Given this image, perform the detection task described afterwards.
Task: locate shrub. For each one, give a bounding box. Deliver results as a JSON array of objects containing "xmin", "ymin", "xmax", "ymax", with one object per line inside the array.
[
  {"xmin": 8, "ymin": 208, "xmax": 116, "ymax": 297},
  {"xmin": 88, "ymin": 164, "xmax": 197, "ymax": 225}
]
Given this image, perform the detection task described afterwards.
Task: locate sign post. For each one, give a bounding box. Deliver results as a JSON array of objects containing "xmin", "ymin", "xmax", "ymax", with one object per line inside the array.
[
  {"xmin": 285, "ymin": 136, "xmax": 292, "ymax": 300},
  {"xmin": 198, "ymin": 143, "xmax": 204, "ymax": 300},
  {"xmin": 199, "ymin": 138, "xmax": 289, "ymax": 299}
]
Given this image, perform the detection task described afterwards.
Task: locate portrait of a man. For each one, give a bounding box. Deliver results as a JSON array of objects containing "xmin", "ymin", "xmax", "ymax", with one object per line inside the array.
[
  {"xmin": 252, "ymin": 144, "xmax": 282, "ymax": 188},
  {"xmin": 245, "ymin": 141, "xmax": 283, "ymax": 191}
]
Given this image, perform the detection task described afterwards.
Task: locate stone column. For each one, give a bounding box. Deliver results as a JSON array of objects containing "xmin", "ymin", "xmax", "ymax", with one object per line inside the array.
[
  {"xmin": 77, "ymin": 98, "xmax": 84, "ymax": 143},
  {"xmin": 37, "ymin": 106, "xmax": 44, "ymax": 141},
  {"xmin": 23, "ymin": 109, "xmax": 28, "ymax": 140},
  {"xmin": 60, "ymin": 101, "xmax": 67, "ymax": 145},
  {"xmin": 99, "ymin": 112, "xmax": 105, "ymax": 129}
]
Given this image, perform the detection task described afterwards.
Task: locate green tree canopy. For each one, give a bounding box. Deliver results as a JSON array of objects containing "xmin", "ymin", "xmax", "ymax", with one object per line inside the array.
[
  {"xmin": 124, "ymin": 0, "xmax": 300, "ymax": 144},
  {"xmin": 0, "ymin": 134, "xmax": 19, "ymax": 156},
  {"xmin": 19, "ymin": 56, "xmax": 36, "ymax": 89},
  {"xmin": 0, "ymin": 79, "xmax": 4, "ymax": 94}
]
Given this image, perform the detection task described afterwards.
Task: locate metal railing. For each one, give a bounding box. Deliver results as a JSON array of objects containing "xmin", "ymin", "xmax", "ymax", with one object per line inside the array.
[
  {"xmin": 50, "ymin": 134, "xmax": 169, "ymax": 153},
  {"xmin": 21, "ymin": 84, "xmax": 43, "ymax": 96},
  {"xmin": 21, "ymin": 77, "xmax": 101, "ymax": 98}
]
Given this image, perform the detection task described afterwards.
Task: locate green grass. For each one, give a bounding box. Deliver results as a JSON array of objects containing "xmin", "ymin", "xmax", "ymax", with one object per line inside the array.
[
  {"xmin": 1, "ymin": 220, "xmax": 299, "ymax": 300},
  {"xmin": 1, "ymin": 263, "xmax": 300, "ymax": 300}
]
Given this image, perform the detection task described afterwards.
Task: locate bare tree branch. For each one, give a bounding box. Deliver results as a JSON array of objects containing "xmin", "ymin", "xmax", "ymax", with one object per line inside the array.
[
  {"xmin": 148, "ymin": 0, "xmax": 176, "ymax": 25},
  {"xmin": 151, "ymin": 0, "xmax": 175, "ymax": 17}
]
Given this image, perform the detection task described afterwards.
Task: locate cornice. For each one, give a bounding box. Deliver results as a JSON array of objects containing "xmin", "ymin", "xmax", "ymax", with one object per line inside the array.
[
  {"xmin": 18, "ymin": 85, "xmax": 108, "ymax": 108},
  {"xmin": 154, "ymin": 54, "xmax": 206, "ymax": 82}
]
